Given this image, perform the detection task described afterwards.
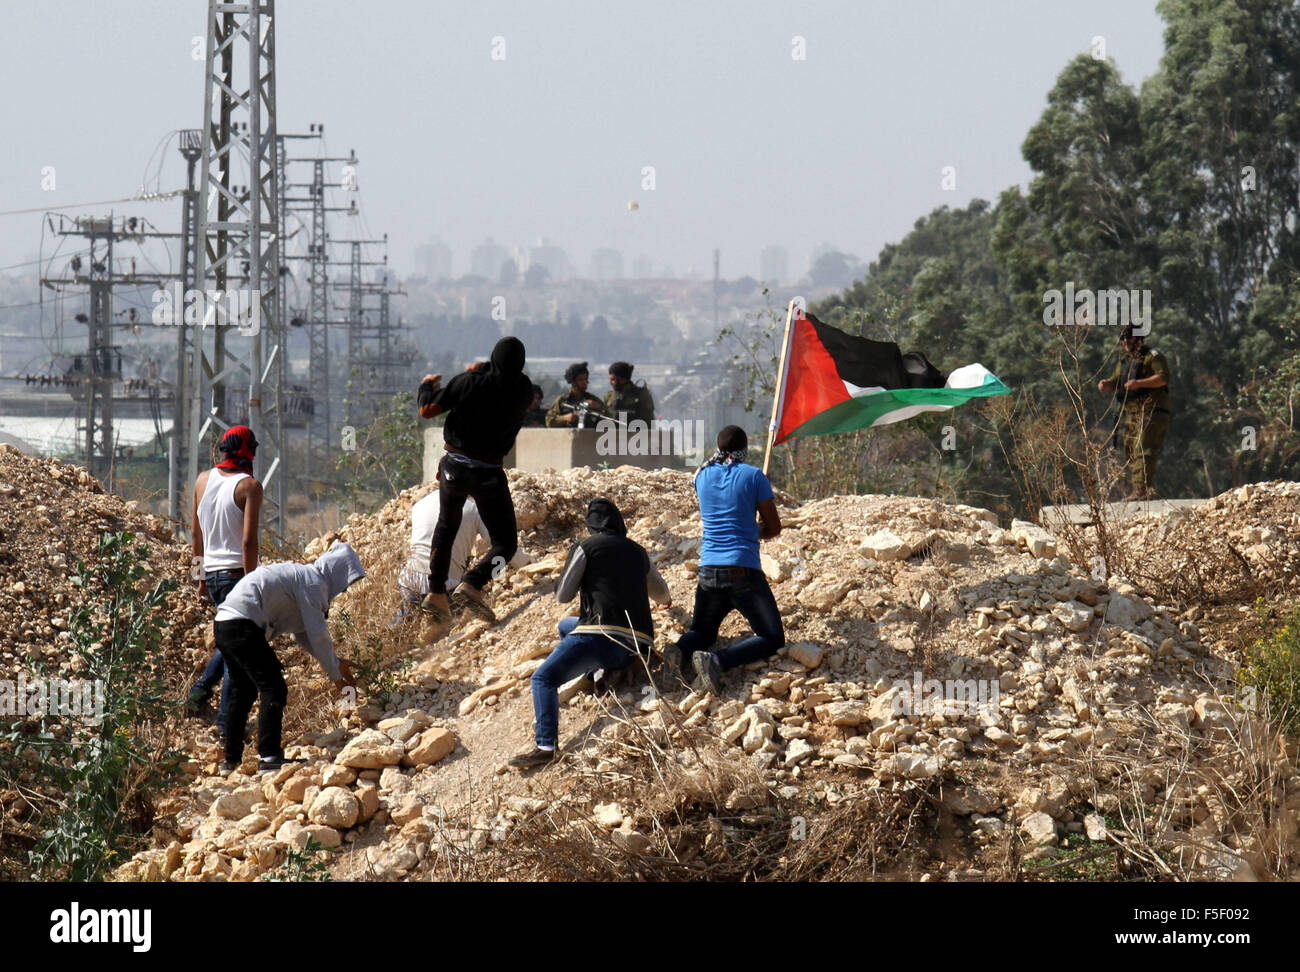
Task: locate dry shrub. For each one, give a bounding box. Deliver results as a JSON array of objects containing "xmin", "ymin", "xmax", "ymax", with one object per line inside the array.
[
  {"xmin": 1057, "ymin": 688, "xmax": 1296, "ymax": 881},
  {"xmin": 1124, "ymin": 528, "xmax": 1265, "ymax": 605},
  {"xmin": 454, "ymin": 676, "xmax": 940, "ymax": 882}
]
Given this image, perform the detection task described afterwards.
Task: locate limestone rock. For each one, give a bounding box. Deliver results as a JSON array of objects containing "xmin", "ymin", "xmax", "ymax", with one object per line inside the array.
[
  {"xmin": 859, "ymin": 529, "xmax": 910, "ymax": 561},
  {"xmin": 379, "ymin": 717, "xmax": 425, "ymax": 744},
  {"xmin": 612, "ymin": 824, "xmax": 654, "ymax": 856},
  {"xmin": 302, "ymin": 824, "xmax": 342, "ymax": 850},
  {"xmin": 784, "ymin": 738, "xmax": 815, "ymax": 767},
  {"xmin": 390, "ymin": 795, "xmax": 424, "ymax": 827},
  {"xmin": 1010, "ymin": 520, "xmax": 1057, "ymax": 559},
  {"xmin": 1053, "ymin": 601, "xmax": 1093, "ymax": 633},
  {"xmin": 336, "ymin": 729, "xmax": 405, "ymax": 769},
  {"xmin": 868, "ymin": 688, "xmax": 904, "ymax": 727},
  {"xmin": 741, "ymin": 715, "xmax": 775, "ymax": 754},
  {"xmin": 884, "ymin": 752, "xmax": 941, "ymax": 779},
  {"xmin": 798, "ymin": 574, "xmax": 855, "ymax": 611},
  {"xmin": 211, "ymin": 785, "xmax": 264, "ymax": 820},
  {"xmin": 1193, "ymin": 696, "xmax": 1235, "ymax": 733},
  {"xmin": 1106, "ymin": 594, "xmax": 1153, "ymax": 629},
  {"xmin": 593, "ymin": 802, "xmax": 624, "ymax": 829},
  {"xmin": 1020, "ymin": 811, "xmax": 1057, "ymax": 846},
  {"xmin": 813, "ymin": 699, "xmax": 869, "ymax": 727},
  {"xmin": 355, "ymin": 783, "xmax": 380, "ymax": 824},
  {"xmin": 307, "ymin": 787, "xmax": 360, "ymax": 830},
  {"xmin": 1084, "ymin": 813, "xmax": 1109, "ymax": 842},
  {"xmin": 367, "ymin": 840, "xmax": 420, "ymax": 880},
  {"xmin": 786, "ymin": 642, "xmax": 824, "ymax": 669},
  {"xmin": 321, "ymin": 764, "xmax": 356, "ymax": 787},
  {"xmin": 942, "ymin": 784, "xmax": 1001, "ymax": 816},
  {"xmin": 760, "ymin": 554, "xmax": 790, "ymax": 583},
  {"xmin": 405, "ymin": 727, "xmax": 456, "ymax": 766}
]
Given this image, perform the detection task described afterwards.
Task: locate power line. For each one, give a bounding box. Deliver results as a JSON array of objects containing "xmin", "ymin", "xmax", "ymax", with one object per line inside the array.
[
  {"xmin": 0, "ymin": 248, "xmax": 92, "ymax": 274},
  {"xmin": 0, "ymin": 296, "xmax": 58, "ymax": 312},
  {"xmin": 0, "ymin": 190, "xmax": 183, "ymax": 220}
]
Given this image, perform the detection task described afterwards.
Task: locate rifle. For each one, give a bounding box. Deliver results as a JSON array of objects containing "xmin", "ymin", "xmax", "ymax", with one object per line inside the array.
[{"xmin": 560, "ymin": 400, "xmax": 626, "ymax": 429}]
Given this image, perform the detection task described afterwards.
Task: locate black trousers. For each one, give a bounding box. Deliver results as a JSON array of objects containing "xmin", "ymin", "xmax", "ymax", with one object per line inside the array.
[
  {"xmin": 214, "ymin": 618, "xmax": 288, "ymax": 763},
  {"xmin": 428, "ymin": 455, "xmax": 518, "ymax": 593}
]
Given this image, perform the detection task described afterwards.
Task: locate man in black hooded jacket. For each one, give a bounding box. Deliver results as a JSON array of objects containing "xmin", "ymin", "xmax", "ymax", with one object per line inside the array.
[
  {"xmin": 417, "ymin": 336, "xmax": 533, "ymax": 637},
  {"xmin": 510, "ymin": 497, "xmax": 671, "ymax": 769}
]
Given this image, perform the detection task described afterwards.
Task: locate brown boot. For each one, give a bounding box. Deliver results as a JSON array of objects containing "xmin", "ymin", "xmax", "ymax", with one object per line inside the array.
[
  {"xmin": 419, "ymin": 592, "xmax": 453, "ymax": 643},
  {"xmin": 451, "ymin": 582, "xmax": 496, "ymax": 623}
]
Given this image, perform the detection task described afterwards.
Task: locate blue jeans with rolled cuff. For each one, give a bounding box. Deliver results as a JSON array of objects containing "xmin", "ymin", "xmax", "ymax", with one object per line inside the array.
[
  {"xmin": 530, "ymin": 617, "xmax": 636, "ymax": 749},
  {"xmin": 193, "ymin": 570, "xmax": 243, "ymax": 734}
]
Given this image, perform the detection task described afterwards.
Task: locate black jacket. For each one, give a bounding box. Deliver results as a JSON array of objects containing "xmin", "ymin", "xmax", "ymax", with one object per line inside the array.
[
  {"xmin": 421, "ymin": 337, "xmax": 532, "ymax": 462},
  {"xmin": 555, "ymin": 498, "xmax": 668, "ymax": 651}
]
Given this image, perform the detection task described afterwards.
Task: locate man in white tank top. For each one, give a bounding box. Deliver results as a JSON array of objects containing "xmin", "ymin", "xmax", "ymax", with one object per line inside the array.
[
  {"xmin": 397, "ymin": 491, "xmax": 532, "ymax": 623},
  {"xmin": 185, "ymin": 425, "xmax": 264, "ymax": 730}
]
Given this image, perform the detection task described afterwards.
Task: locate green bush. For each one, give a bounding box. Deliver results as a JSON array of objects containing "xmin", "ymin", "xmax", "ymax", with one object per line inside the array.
[
  {"xmin": 263, "ymin": 837, "xmax": 332, "ymax": 882},
  {"xmin": 1239, "ymin": 602, "xmax": 1300, "ymax": 737},
  {"xmin": 17, "ymin": 531, "xmax": 182, "ymax": 880}
]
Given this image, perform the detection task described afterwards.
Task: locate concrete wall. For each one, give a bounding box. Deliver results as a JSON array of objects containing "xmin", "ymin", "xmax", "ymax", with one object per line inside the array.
[{"xmin": 423, "ymin": 426, "xmax": 685, "ymax": 483}]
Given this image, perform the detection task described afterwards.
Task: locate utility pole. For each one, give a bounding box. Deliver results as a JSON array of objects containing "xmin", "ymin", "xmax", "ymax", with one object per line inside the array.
[
  {"xmin": 191, "ymin": 0, "xmax": 284, "ymax": 535},
  {"xmin": 169, "ymin": 129, "xmax": 203, "ymax": 523},
  {"xmin": 42, "ymin": 215, "xmax": 185, "ymax": 487},
  {"xmin": 280, "ymin": 136, "xmax": 357, "ymax": 491},
  {"xmin": 332, "ymin": 235, "xmax": 386, "ymax": 427},
  {"xmin": 713, "ymin": 247, "xmax": 720, "ymax": 334}
]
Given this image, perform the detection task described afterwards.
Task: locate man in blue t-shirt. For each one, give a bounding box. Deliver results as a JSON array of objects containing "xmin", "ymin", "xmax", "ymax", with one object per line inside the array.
[{"xmin": 665, "ymin": 425, "xmax": 784, "ymax": 694}]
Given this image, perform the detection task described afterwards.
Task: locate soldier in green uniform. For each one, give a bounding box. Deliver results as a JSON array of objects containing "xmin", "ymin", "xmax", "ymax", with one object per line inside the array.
[
  {"xmin": 546, "ymin": 361, "xmax": 609, "ymax": 428},
  {"xmin": 1097, "ymin": 324, "xmax": 1171, "ymax": 499},
  {"xmin": 603, "ymin": 361, "xmax": 656, "ymax": 426}
]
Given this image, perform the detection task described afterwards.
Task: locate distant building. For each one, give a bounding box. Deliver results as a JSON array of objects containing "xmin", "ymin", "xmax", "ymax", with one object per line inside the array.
[
  {"xmin": 524, "ymin": 238, "xmax": 569, "ymax": 281},
  {"xmin": 759, "ymin": 244, "xmax": 788, "ymax": 286},
  {"xmin": 590, "ymin": 247, "xmax": 624, "ymax": 281},
  {"xmin": 415, "ymin": 239, "xmax": 453, "ymax": 281},
  {"xmin": 470, "ymin": 238, "xmax": 510, "ymax": 280},
  {"xmin": 630, "ymin": 255, "xmax": 654, "ymax": 279}
]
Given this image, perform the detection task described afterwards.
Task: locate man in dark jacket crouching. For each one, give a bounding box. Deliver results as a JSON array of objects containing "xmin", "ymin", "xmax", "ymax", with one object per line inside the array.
[{"xmin": 510, "ymin": 498, "xmax": 671, "ymax": 769}]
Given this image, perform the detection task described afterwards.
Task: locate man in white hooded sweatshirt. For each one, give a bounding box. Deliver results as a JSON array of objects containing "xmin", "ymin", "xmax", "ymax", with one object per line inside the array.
[{"xmin": 213, "ymin": 542, "xmax": 364, "ymax": 773}]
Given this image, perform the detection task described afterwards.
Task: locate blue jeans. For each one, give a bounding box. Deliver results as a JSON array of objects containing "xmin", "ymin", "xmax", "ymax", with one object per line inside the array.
[
  {"xmin": 194, "ymin": 570, "xmax": 243, "ymax": 733},
  {"xmin": 676, "ymin": 565, "xmax": 785, "ymax": 671},
  {"xmin": 530, "ymin": 617, "xmax": 635, "ymax": 749}
]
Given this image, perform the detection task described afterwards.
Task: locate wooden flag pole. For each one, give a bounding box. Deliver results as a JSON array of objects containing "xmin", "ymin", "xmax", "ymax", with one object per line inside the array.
[{"xmin": 763, "ymin": 299, "xmax": 797, "ymax": 477}]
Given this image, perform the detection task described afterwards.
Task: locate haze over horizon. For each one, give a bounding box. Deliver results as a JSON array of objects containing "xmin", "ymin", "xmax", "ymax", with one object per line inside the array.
[{"xmin": 1, "ymin": 1, "xmax": 1165, "ymax": 281}]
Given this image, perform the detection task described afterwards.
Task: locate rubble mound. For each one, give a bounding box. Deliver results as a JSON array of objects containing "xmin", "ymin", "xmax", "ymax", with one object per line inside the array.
[
  {"xmin": 1118, "ymin": 481, "xmax": 1300, "ymax": 603},
  {"xmin": 116, "ymin": 469, "xmax": 1300, "ymax": 882},
  {"xmin": 0, "ymin": 445, "xmax": 201, "ymax": 681},
  {"xmin": 2, "ymin": 448, "xmax": 1294, "ymax": 882}
]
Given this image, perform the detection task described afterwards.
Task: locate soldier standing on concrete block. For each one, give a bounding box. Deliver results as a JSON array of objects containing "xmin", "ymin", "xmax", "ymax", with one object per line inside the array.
[
  {"xmin": 522, "ymin": 383, "xmax": 547, "ymax": 428},
  {"xmin": 1097, "ymin": 324, "xmax": 1171, "ymax": 500},
  {"xmin": 545, "ymin": 361, "xmax": 608, "ymax": 427},
  {"xmin": 417, "ymin": 336, "xmax": 534, "ymax": 640},
  {"xmin": 604, "ymin": 361, "xmax": 656, "ymax": 426},
  {"xmin": 664, "ymin": 425, "xmax": 785, "ymax": 694}
]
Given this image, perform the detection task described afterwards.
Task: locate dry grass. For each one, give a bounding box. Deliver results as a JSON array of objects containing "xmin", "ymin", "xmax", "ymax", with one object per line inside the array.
[
  {"xmin": 1049, "ymin": 683, "xmax": 1296, "ymax": 882},
  {"xmin": 403, "ymin": 655, "xmax": 943, "ymax": 882}
]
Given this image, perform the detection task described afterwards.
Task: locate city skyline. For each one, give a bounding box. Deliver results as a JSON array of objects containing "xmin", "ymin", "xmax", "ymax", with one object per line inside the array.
[{"xmin": 0, "ymin": 1, "xmax": 1166, "ymax": 286}]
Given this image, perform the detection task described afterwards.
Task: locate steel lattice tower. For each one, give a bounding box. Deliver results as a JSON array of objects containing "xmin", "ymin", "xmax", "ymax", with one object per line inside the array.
[{"xmin": 190, "ymin": 0, "xmax": 285, "ymax": 535}]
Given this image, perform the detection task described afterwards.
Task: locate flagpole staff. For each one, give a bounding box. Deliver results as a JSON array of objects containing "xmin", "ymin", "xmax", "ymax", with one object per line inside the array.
[{"xmin": 763, "ymin": 299, "xmax": 797, "ymax": 477}]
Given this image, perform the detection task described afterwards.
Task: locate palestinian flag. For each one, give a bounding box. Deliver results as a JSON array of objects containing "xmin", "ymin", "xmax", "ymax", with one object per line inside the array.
[{"xmin": 773, "ymin": 310, "xmax": 1010, "ymax": 444}]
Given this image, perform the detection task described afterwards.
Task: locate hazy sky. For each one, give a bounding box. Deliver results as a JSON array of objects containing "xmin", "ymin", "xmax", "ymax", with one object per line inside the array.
[{"xmin": 0, "ymin": 1, "xmax": 1166, "ymax": 281}]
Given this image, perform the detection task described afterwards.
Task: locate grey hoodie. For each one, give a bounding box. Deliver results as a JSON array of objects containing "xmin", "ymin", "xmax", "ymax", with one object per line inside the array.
[{"xmin": 214, "ymin": 542, "xmax": 366, "ymax": 681}]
